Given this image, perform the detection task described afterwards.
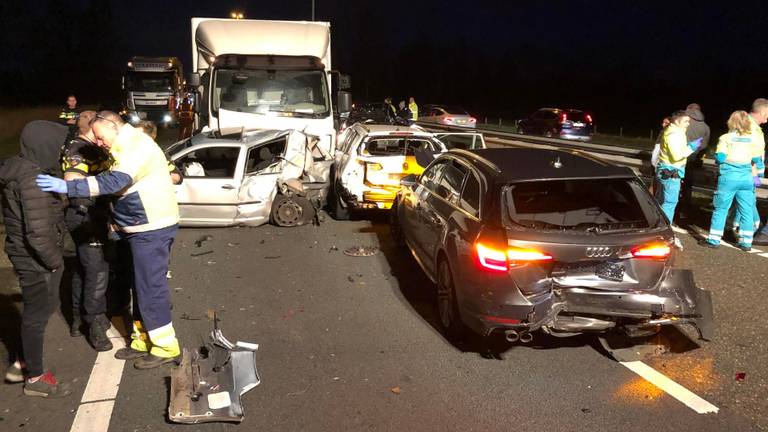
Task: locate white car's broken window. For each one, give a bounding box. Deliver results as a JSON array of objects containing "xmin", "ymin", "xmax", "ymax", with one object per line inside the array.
[
  {"xmin": 176, "ymin": 147, "xmax": 240, "ymax": 178},
  {"xmin": 245, "ymin": 138, "xmax": 288, "ymax": 175}
]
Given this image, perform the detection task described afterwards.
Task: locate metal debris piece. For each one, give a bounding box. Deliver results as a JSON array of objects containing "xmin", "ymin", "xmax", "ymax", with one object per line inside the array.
[
  {"xmin": 329, "ymin": 245, "xmax": 338, "ymax": 253},
  {"xmin": 264, "ymin": 256, "xmax": 281, "ymax": 260},
  {"xmin": 343, "ymin": 246, "xmax": 379, "ymax": 257},
  {"xmin": 180, "ymin": 313, "xmax": 201, "ymax": 321},
  {"xmin": 169, "ymin": 315, "xmax": 261, "ymax": 424},
  {"xmin": 191, "ymin": 251, "xmax": 214, "ymax": 257},
  {"xmin": 195, "ymin": 235, "xmax": 213, "ymax": 247},
  {"xmin": 581, "ymin": 408, "xmax": 592, "ymax": 414}
]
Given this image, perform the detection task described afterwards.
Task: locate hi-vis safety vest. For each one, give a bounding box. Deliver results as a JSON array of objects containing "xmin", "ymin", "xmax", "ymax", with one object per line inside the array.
[{"xmin": 409, "ymin": 102, "xmax": 418, "ymax": 120}]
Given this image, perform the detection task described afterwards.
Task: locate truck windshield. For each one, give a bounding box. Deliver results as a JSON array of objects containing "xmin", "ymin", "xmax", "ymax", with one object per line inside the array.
[
  {"xmin": 503, "ymin": 178, "xmax": 664, "ymax": 233},
  {"xmin": 213, "ymin": 69, "xmax": 329, "ymax": 118},
  {"xmin": 125, "ymin": 72, "xmax": 175, "ymax": 92}
]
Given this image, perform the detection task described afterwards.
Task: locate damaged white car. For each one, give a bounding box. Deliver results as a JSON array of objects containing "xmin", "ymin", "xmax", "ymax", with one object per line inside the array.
[{"xmin": 166, "ymin": 128, "xmax": 332, "ymax": 227}]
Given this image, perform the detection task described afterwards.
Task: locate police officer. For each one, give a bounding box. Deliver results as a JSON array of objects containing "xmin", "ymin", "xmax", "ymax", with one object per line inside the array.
[
  {"xmin": 679, "ymin": 103, "xmax": 710, "ymax": 220},
  {"xmin": 58, "ymin": 94, "xmax": 80, "ymax": 128},
  {"xmin": 60, "ymin": 110, "xmax": 113, "ymax": 351},
  {"xmin": 656, "ymin": 110, "xmax": 703, "ymax": 222},
  {"xmin": 37, "ymin": 111, "xmax": 181, "ymax": 369},
  {"xmin": 700, "ymin": 111, "xmax": 762, "ymax": 251}
]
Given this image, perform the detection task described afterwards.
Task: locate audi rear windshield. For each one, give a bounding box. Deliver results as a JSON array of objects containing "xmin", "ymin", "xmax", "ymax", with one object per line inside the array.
[{"xmin": 503, "ymin": 178, "xmax": 665, "ymax": 233}]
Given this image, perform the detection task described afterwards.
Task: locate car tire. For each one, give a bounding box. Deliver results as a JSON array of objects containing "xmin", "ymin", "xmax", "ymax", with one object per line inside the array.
[
  {"xmin": 390, "ymin": 197, "xmax": 406, "ymax": 248},
  {"xmin": 544, "ymin": 129, "xmax": 555, "ymax": 138},
  {"xmin": 270, "ymin": 195, "xmax": 308, "ymax": 227},
  {"xmin": 436, "ymin": 257, "xmax": 466, "ymax": 339}
]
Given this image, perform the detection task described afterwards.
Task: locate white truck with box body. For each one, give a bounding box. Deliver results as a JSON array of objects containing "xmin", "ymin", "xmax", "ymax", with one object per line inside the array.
[{"xmin": 172, "ymin": 18, "xmax": 350, "ymax": 227}]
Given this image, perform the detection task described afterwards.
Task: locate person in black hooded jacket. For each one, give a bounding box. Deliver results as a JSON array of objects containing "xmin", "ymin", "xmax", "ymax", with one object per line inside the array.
[{"xmin": 0, "ymin": 120, "xmax": 71, "ymax": 398}]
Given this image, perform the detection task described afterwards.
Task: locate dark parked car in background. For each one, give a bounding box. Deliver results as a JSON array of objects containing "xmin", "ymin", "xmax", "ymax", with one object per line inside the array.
[
  {"xmin": 517, "ymin": 108, "xmax": 594, "ymax": 141},
  {"xmin": 340, "ymin": 102, "xmax": 410, "ymax": 132},
  {"xmin": 390, "ymin": 148, "xmax": 713, "ymax": 344}
]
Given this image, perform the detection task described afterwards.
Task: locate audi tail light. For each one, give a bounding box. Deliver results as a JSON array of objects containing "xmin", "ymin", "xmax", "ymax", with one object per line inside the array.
[
  {"xmin": 586, "ymin": 114, "xmax": 593, "ymax": 123},
  {"xmin": 475, "ymin": 243, "xmax": 552, "ymax": 272},
  {"xmin": 443, "ymin": 117, "xmax": 455, "ymax": 123},
  {"xmin": 631, "ymin": 243, "xmax": 671, "ymax": 259},
  {"xmin": 560, "ymin": 113, "xmax": 568, "ymax": 123},
  {"xmin": 468, "ymin": 117, "xmax": 477, "ymax": 123}
]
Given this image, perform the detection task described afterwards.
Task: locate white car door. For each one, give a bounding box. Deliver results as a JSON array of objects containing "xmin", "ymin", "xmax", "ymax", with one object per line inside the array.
[{"xmin": 173, "ymin": 145, "xmax": 244, "ymax": 226}]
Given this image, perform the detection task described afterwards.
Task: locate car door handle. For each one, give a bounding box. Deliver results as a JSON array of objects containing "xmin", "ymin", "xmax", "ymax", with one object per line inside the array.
[{"xmin": 221, "ymin": 184, "xmax": 236, "ymax": 190}]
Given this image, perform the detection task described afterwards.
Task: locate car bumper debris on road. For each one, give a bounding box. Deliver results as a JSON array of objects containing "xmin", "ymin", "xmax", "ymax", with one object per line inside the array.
[{"xmin": 169, "ymin": 317, "xmax": 261, "ymax": 424}]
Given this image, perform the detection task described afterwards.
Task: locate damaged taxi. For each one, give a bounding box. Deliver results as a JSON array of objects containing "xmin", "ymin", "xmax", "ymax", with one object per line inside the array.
[
  {"xmin": 166, "ymin": 128, "xmax": 332, "ymax": 227},
  {"xmin": 391, "ymin": 148, "xmax": 714, "ymax": 343},
  {"xmin": 330, "ymin": 123, "xmax": 484, "ymax": 219}
]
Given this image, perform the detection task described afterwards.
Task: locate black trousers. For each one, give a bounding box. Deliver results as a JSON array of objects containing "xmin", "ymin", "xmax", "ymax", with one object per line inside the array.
[
  {"xmin": 71, "ymin": 241, "xmax": 109, "ymax": 324},
  {"xmin": 10, "ymin": 256, "xmax": 63, "ymax": 377}
]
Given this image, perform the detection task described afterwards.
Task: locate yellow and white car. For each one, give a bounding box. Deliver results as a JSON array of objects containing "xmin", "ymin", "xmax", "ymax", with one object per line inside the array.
[{"xmin": 330, "ymin": 123, "xmax": 484, "ymax": 218}]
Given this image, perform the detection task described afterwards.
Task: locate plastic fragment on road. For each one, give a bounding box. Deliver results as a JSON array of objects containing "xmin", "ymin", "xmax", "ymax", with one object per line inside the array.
[
  {"xmin": 343, "ymin": 246, "xmax": 379, "ymax": 257},
  {"xmin": 195, "ymin": 235, "xmax": 213, "ymax": 247},
  {"xmin": 390, "ymin": 387, "xmax": 401, "ymax": 395},
  {"xmin": 735, "ymin": 372, "xmax": 746, "ymax": 382},
  {"xmin": 169, "ymin": 315, "xmax": 261, "ymax": 423}
]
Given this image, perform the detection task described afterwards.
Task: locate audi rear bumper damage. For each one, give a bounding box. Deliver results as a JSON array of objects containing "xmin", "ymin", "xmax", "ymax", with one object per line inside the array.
[{"xmin": 471, "ymin": 269, "xmax": 714, "ymax": 341}]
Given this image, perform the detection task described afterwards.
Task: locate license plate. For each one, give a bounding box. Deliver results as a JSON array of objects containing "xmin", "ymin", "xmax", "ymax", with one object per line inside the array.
[
  {"xmin": 595, "ymin": 262, "xmax": 625, "ymax": 281},
  {"xmin": 138, "ymin": 112, "xmax": 147, "ymax": 119},
  {"xmin": 457, "ymin": 120, "xmax": 466, "ymax": 124},
  {"xmin": 573, "ymin": 121, "xmax": 585, "ymax": 127}
]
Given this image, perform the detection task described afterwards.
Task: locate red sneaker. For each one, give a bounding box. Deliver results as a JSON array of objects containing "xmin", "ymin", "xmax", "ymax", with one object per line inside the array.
[{"xmin": 23, "ymin": 372, "xmax": 71, "ymax": 398}]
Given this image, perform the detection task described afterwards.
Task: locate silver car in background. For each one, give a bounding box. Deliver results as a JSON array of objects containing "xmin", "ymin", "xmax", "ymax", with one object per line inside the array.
[{"xmin": 419, "ymin": 104, "xmax": 477, "ymax": 128}]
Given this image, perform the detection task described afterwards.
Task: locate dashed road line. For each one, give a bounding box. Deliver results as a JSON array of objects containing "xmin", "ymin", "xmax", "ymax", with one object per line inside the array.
[
  {"xmin": 69, "ymin": 324, "xmax": 127, "ymax": 432},
  {"xmin": 621, "ymin": 361, "xmax": 719, "ymax": 414}
]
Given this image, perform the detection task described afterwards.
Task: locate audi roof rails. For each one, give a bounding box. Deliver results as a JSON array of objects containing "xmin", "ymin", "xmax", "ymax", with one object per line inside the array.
[{"xmin": 448, "ymin": 149, "xmax": 502, "ymax": 173}]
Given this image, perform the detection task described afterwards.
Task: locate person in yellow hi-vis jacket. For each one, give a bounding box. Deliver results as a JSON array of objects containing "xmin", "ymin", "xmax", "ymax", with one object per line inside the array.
[
  {"xmin": 408, "ymin": 97, "xmax": 418, "ymax": 124},
  {"xmin": 656, "ymin": 110, "xmax": 703, "ymax": 222},
  {"xmin": 36, "ymin": 111, "xmax": 181, "ymax": 369}
]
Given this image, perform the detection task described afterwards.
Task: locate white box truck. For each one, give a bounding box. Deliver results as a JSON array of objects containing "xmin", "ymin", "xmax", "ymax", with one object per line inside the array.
[{"xmin": 189, "ymin": 18, "xmax": 350, "ymax": 155}]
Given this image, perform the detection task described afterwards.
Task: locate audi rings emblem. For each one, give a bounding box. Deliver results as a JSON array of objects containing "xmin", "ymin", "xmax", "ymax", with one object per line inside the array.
[{"xmin": 585, "ymin": 247, "xmax": 614, "ymax": 258}]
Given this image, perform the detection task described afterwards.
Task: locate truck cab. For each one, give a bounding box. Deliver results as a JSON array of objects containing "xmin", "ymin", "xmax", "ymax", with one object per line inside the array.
[{"xmin": 122, "ymin": 56, "xmax": 183, "ymax": 126}]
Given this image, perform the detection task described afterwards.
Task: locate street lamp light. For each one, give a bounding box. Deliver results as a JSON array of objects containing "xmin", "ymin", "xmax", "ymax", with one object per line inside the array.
[{"xmin": 230, "ymin": 11, "xmax": 244, "ymax": 19}]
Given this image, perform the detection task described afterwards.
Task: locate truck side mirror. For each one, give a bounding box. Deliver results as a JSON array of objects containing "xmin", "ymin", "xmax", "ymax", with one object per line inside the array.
[
  {"xmin": 188, "ymin": 72, "xmax": 201, "ymax": 87},
  {"xmin": 338, "ymin": 74, "xmax": 352, "ymax": 90},
  {"xmin": 337, "ymin": 91, "xmax": 352, "ymax": 114}
]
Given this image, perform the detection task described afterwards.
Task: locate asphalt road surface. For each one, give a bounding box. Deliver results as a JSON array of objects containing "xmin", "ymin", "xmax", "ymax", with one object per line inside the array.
[
  {"xmin": 0, "ymin": 211, "xmax": 766, "ymax": 432},
  {"xmin": 0, "ymin": 130, "xmax": 766, "ymax": 431}
]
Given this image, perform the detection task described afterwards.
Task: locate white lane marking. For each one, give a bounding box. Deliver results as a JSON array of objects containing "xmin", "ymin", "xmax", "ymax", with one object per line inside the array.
[
  {"xmin": 69, "ymin": 325, "xmax": 127, "ymax": 432},
  {"xmin": 678, "ymin": 224, "xmax": 768, "ymax": 254},
  {"xmin": 620, "ymin": 361, "xmax": 719, "ymax": 414}
]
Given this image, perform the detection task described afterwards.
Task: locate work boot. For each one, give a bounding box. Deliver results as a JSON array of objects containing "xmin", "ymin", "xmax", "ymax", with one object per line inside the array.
[
  {"xmin": 698, "ymin": 239, "xmax": 719, "ymax": 249},
  {"xmin": 23, "ymin": 372, "xmax": 71, "ymax": 398},
  {"xmin": 133, "ymin": 354, "xmax": 180, "ymax": 370},
  {"xmin": 4, "ymin": 360, "xmax": 25, "ymax": 384},
  {"xmin": 89, "ymin": 321, "xmax": 113, "ymax": 352},
  {"xmin": 752, "ymin": 233, "xmax": 768, "ymax": 246},
  {"xmin": 737, "ymin": 244, "xmax": 752, "ymax": 252},
  {"xmin": 70, "ymin": 316, "xmax": 83, "ymax": 338},
  {"xmin": 114, "ymin": 347, "xmax": 148, "ymax": 360}
]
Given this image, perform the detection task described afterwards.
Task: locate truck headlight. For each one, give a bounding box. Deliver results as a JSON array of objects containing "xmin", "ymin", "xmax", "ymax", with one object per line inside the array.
[{"xmin": 163, "ymin": 114, "xmax": 172, "ymax": 123}]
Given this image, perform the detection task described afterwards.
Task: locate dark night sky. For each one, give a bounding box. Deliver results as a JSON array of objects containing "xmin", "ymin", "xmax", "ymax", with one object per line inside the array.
[{"xmin": 2, "ymin": 0, "xmax": 768, "ymax": 135}]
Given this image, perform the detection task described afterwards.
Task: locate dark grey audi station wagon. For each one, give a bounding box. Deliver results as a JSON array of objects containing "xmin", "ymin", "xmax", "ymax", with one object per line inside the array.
[{"xmin": 391, "ymin": 148, "xmax": 713, "ymax": 343}]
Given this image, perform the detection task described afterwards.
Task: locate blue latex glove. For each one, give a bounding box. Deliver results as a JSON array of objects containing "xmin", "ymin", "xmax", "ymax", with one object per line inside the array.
[
  {"xmin": 754, "ymin": 176, "xmax": 762, "ymax": 188},
  {"xmin": 688, "ymin": 137, "xmax": 703, "ymax": 151},
  {"xmin": 36, "ymin": 174, "xmax": 67, "ymax": 193}
]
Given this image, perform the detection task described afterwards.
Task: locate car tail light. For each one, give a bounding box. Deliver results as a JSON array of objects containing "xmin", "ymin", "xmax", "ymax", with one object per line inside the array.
[
  {"xmin": 443, "ymin": 117, "xmax": 455, "ymax": 123},
  {"xmin": 586, "ymin": 114, "xmax": 593, "ymax": 123},
  {"xmin": 631, "ymin": 243, "xmax": 671, "ymax": 259},
  {"xmin": 475, "ymin": 243, "xmax": 552, "ymax": 272},
  {"xmin": 560, "ymin": 113, "xmax": 567, "ymax": 123},
  {"xmin": 469, "ymin": 117, "xmax": 477, "ymax": 123}
]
